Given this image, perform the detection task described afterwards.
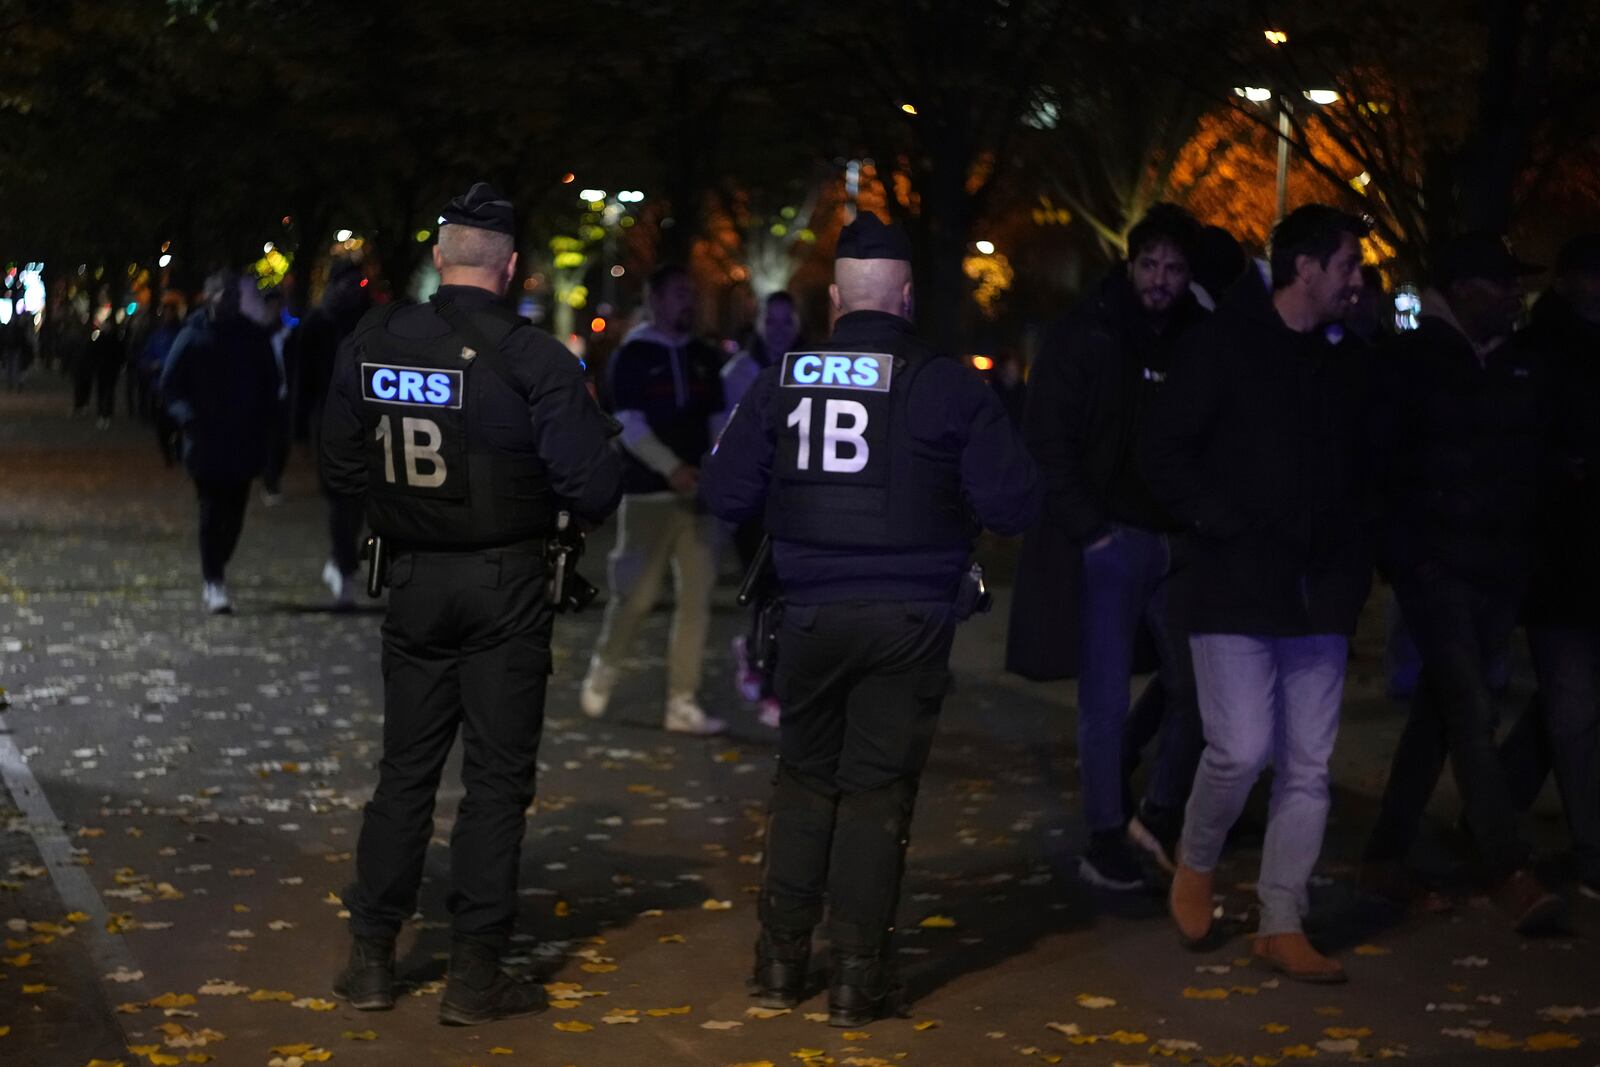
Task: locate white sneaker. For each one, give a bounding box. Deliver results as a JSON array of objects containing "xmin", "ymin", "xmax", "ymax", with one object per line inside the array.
[
  {"xmin": 580, "ymin": 659, "xmax": 618, "ymax": 718},
  {"xmin": 202, "ymin": 581, "xmax": 233, "ymax": 615},
  {"xmin": 322, "ymin": 560, "xmax": 356, "ymax": 610},
  {"xmin": 664, "ymin": 693, "xmax": 726, "ymax": 736},
  {"xmin": 757, "ymin": 697, "xmax": 782, "ymax": 729}
]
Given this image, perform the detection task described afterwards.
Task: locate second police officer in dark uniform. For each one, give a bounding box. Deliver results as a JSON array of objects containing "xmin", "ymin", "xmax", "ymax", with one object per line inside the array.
[
  {"xmin": 700, "ymin": 213, "xmax": 1040, "ymax": 1025},
  {"xmin": 321, "ymin": 183, "xmax": 623, "ymax": 1025}
]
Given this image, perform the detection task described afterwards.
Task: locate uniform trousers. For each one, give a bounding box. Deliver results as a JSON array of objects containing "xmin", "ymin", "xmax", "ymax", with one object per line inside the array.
[
  {"xmin": 594, "ymin": 493, "xmax": 718, "ymax": 698},
  {"xmin": 762, "ymin": 600, "xmax": 954, "ymax": 955},
  {"xmin": 347, "ymin": 545, "xmax": 553, "ymax": 952}
]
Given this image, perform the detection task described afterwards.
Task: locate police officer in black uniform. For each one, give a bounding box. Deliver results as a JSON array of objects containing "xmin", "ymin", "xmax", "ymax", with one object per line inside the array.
[
  {"xmin": 321, "ymin": 183, "xmax": 623, "ymax": 1025},
  {"xmin": 700, "ymin": 213, "xmax": 1040, "ymax": 1025}
]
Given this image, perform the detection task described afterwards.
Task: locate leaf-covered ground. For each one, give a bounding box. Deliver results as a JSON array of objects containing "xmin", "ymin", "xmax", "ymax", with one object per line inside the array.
[{"xmin": 2, "ymin": 377, "xmax": 1597, "ymax": 1066}]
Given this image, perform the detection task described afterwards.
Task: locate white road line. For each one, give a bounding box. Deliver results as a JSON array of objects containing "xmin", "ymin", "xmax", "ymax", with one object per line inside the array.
[{"xmin": 0, "ymin": 728, "xmax": 153, "ymax": 1011}]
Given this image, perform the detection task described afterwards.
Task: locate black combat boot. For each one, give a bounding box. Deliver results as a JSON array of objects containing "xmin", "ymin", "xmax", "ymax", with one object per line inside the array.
[
  {"xmin": 828, "ymin": 952, "xmax": 893, "ymax": 1027},
  {"xmin": 438, "ymin": 941, "xmax": 549, "ymax": 1026},
  {"xmin": 751, "ymin": 929, "xmax": 811, "ymax": 1008},
  {"xmin": 331, "ymin": 936, "xmax": 396, "ymax": 1011}
]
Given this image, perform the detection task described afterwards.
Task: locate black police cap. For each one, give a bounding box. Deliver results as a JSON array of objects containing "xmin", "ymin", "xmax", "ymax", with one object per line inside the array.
[
  {"xmin": 439, "ymin": 182, "xmax": 516, "ymax": 235},
  {"xmin": 836, "ymin": 212, "xmax": 912, "ymax": 262}
]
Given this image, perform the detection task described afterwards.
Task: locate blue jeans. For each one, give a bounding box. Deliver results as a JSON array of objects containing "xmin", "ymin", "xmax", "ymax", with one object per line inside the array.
[
  {"xmin": 1077, "ymin": 524, "xmax": 1200, "ymax": 833},
  {"xmin": 1529, "ymin": 626, "xmax": 1600, "ymax": 882},
  {"xmin": 1180, "ymin": 633, "xmax": 1348, "ymax": 935}
]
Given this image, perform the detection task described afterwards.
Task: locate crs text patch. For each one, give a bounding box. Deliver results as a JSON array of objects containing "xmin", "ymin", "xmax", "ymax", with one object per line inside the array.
[
  {"xmin": 780, "ymin": 351, "xmax": 894, "ymax": 392},
  {"xmin": 361, "ymin": 363, "xmax": 464, "ymax": 409}
]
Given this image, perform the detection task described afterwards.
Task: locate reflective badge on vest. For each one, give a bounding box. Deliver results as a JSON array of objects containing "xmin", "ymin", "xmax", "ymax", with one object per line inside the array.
[
  {"xmin": 360, "ymin": 362, "xmax": 467, "ymax": 499},
  {"xmin": 361, "ymin": 363, "xmax": 463, "ymax": 408},
  {"xmin": 775, "ymin": 351, "xmax": 893, "ymax": 483}
]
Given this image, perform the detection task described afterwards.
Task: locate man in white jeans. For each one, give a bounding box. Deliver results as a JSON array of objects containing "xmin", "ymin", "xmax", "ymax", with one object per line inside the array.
[
  {"xmin": 1140, "ymin": 205, "xmax": 1374, "ymax": 982},
  {"xmin": 582, "ymin": 264, "xmax": 727, "ymax": 735}
]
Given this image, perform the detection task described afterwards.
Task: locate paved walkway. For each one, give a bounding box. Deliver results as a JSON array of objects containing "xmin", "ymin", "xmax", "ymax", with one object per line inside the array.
[{"xmin": 1, "ymin": 374, "xmax": 1597, "ymax": 1066}]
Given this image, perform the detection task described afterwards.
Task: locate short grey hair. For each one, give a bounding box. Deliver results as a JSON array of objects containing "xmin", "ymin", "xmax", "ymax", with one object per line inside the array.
[{"xmin": 437, "ymin": 224, "xmax": 514, "ymax": 270}]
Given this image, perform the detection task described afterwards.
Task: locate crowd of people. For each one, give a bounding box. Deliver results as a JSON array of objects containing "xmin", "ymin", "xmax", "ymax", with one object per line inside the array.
[
  {"xmin": 1010, "ymin": 203, "xmax": 1599, "ymax": 983},
  {"xmin": 8, "ymin": 197, "xmax": 1595, "ymax": 996}
]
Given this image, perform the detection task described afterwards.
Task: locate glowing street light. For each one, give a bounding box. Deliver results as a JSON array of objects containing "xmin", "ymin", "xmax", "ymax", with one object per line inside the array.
[
  {"xmin": 616, "ymin": 190, "xmax": 644, "ymax": 203},
  {"xmin": 974, "ymin": 240, "xmax": 996, "ymax": 255},
  {"xmin": 1235, "ymin": 86, "xmax": 1274, "ymax": 102},
  {"xmin": 1303, "ymin": 89, "xmax": 1341, "ymax": 106},
  {"xmin": 900, "ymin": 102, "xmax": 918, "ymax": 115},
  {"xmin": 578, "ymin": 189, "xmax": 607, "ymax": 202},
  {"xmin": 335, "ymin": 229, "xmax": 353, "ymax": 242},
  {"xmin": 1264, "ymin": 29, "xmax": 1289, "ymax": 45},
  {"xmin": 262, "ymin": 242, "xmax": 275, "ymax": 254},
  {"xmin": 158, "ymin": 254, "xmax": 173, "ymax": 268}
]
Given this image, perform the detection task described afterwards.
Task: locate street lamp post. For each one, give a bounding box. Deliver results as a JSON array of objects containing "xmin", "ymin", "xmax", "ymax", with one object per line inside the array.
[{"xmin": 1235, "ymin": 87, "xmax": 1339, "ymax": 223}]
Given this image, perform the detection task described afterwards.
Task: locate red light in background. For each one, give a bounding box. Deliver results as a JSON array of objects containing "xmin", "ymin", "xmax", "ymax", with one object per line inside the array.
[
  {"xmin": 590, "ymin": 317, "xmax": 606, "ymax": 333},
  {"xmin": 358, "ymin": 278, "xmax": 369, "ymax": 288},
  {"xmin": 971, "ymin": 355, "xmax": 994, "ymax": 371},
  {"xmin": 562, "ymin": 172, "xmax": 576, "ymax": 184}
]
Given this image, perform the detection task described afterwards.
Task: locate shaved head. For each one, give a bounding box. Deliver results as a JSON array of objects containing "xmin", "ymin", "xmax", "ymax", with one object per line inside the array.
[
  {"xmin": 437, "ymin": 224, "xmax": 514, "ymax": 271},
  {"xmin": 831, "ymin": 258, "xmax": 914, "ymax": 318}
]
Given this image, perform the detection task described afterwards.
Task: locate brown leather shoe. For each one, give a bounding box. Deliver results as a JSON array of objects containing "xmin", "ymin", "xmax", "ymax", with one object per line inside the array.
[
  {"xmin": 1251, "ymin": 932, "xmax": 1347, "ymax": 984},
  {"xmin": 1169, "ymin": 864, "xmax": 1216, "ymax": 949},
  {"xmin": 1357, "ymin": 860, "xmax": 1453, "ymax": 915},
  {"xmin": 1492, "ymin": 868, "xmax": 1566, "ymax": 936}
]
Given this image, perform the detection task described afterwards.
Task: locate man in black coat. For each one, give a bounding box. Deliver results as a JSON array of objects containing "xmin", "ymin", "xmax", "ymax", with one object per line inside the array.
[
  {"xmin": 1143, "ymin": 205, "xmax": 1373, "ymax": 983},
  {"xmin": 1361, "ymin": 233, "xmax": 1565, "ymax": 934},
  {"xmin": 1015, "ymin": 204, "xmax": 1210, "ymax": 889}
]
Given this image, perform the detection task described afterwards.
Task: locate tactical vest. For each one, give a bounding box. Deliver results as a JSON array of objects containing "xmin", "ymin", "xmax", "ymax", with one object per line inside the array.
[
  {"xmin": 353, "ymin": 301, "xmax": 558, "ymax": 548},
  {"xmin": 763, "ymin": 339, "xmax": 973, "ymax": 549}
]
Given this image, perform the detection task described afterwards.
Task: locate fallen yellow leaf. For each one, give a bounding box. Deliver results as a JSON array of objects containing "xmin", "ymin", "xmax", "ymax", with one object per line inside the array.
[
  {"xmin": 841, "ymin": 1031, "xmax": 870, "ymax": 1040},
  {"xmin": 1352, "ymin": 944, "xmax": 1391, "ymax": 956},
  {"xmin": 647, "ymin": 1005, "xmax": 692, "ymax": 1016},
  {"xmin": 1525, "ymin": 1031, "xmax": 1580, "ymax": 1051},
  {"xmin": 702, "ymin": 899, "xmax": 733, "ymax": 911},
  {"xmin": 1279, "ymin": 1049, "xmax": 1318, "ymax": 1061},
  {"xmin": 488, "ymin": 1048, "xmax": 514, "ymax": 1055},
  {"xmin": 21, "ymin": 983, "xmax": 54, "ymax": 994},
  {"xmin": 553, "ymin": 1021, "xmax": 593, "ymax": 1033},
  {"xmin": 84, "ymin": 1061, "xmax": 126, "ymax": 1067},
  {"xmin": 1183, "ymin": 986, "xmax": 1230, "ymax": 1000},
  {"xmin": 247, "ymin": 990, "xmax": 296, "ymax": 1002},
  {"xmin": 1106, "ymin": 1030, "xmax": 1148, "ymax": 1044},
  {"xmin": 1324, "ymin": 1027, "xmax": 1372, "ymax": 1040},
  {"xmin": 918, "ymin": 915, "xmax": 956, "ymax": 929},
  {"xmin": 1075, "ymin": 993, "xmax": 1116, "ymax": 1008},
  {"xmin": 270, "ymin": 1046, "xmax": 314, "ymax": 1057},
  {"xmin": 913, "ymin": 1019, "xmax": 940, "ymax": 1031},
  {"xmin": 554, "ymin": 900, "xmax": 571, "ymax": 917},
  {"xmin": 729, "ymin": 1062, "xmax": 777, "ymax": 1067},
  {"xmin": 1261, "ymin": 1022, "xmax": 1290, "ymax": 1034},
  {"xmin": 148, "ymin": 1054, "xmax": 182, "ymax": 1066},
  {"xmin": 184, "ymin": 1056, "xmax": 212, "ymax": 1064},
  {"xmin": 658, "ymin": 933, "xmax": 686, "ymax": 944},
  {"xmin": 146, "ymin": 994, "xmax": 196, "ymax": 1009},
  {"xmin": 341, "ymin": 1030, "xmax": 378, "ymax": 1042},
  {"xmin": 580, "ymin": 963, "xmax": 617, "ymax": 973}
]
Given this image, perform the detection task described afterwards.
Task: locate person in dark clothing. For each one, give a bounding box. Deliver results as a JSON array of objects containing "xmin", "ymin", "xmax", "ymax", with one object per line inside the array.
[
  {"xmin": 321, "ymin": 183, "xmax": 624, "ymax": 1025},
  {"xmin": 1513, "ymin": 234, "xmax": 1600, "ymax": 901},
  {"xmin": 91, "ymin": 314, "xmax": 124, "ymax": 428},
  {"xmin": 141, "ymin": 297, "xmax": 185, "ymax": 465},
  {"xmin": 1361, "ymin": 232, "xmax": 1563, "ymax": 934},
  {"xmin": 1017, "ymin": 204, "xmax": 1209, "ymax": 889},
  {"xmin": 702, "ymin": 213, "xmax": 1039, "ymax": 1024},
  {"xmin": 299, "ymin": 258, "xmax": 373, "ymax": 606},
  {"xmin": 159, "ymin": 270, "xmax": 282, "ymax": 613},
  {"xmin": 1145, "ymin": 205, "xmax": 1373, "ymax": 983}
]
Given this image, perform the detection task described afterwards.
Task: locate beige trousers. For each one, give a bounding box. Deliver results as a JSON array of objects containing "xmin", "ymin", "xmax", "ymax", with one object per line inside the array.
[{"xmin": 593, "ymin": 493, "xmax": 719, "ymax": 698}]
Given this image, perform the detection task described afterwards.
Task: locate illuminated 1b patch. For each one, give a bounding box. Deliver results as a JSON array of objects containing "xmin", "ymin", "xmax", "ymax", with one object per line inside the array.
[
  {"xmin": 780, "ymin": 352, "xmax": 893, "ymax": 392},
  {"xmin": 361, "ymin": 363, "xmax": 463, "ymax": 409}
]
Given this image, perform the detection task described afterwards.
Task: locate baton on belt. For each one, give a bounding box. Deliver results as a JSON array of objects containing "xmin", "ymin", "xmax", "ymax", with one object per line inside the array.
[{"xmin": 737, "ymin": 535, "xmax": 772, "ymax": 607}]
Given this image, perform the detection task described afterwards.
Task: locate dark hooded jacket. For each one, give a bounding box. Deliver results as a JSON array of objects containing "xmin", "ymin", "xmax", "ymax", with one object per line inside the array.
[{"xmin": 1140, "ymin": 279, "xmax": 1376, "ymax": 637}]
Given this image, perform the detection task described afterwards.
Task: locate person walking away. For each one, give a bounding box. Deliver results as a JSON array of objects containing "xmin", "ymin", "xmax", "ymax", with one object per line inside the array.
[
  {"xmin": 91, "ymin": 312, "xmax": 124, "ymax": 429},
  {"xmin": 320, "ymin": 183, "xmax": 623, "ymax": 1025},
  {"xmin": 581, "ymin": 263, "xmax": 728, "ymax": 734},
  {"xmin": 258, "ymin": 287, "xmax": 294, "ymax": 505},
  {"xmin": 299, "ymin": 257, "xmax": 372, "ymax": 606},
  {"xmin": 159, "ymin": 270, "xmax": 281, "ymax": 614},
  {"xmin": 724, "ymin": 290, "xmax": 803, "ymax": 727},
  {"xmin": 1143, "ymin": 205, "xmax": 1375, "ymax": 982},
  {"xmin": 701, "ymin": 213, "xmax": 1040, "ymax": 1023},
  {"xmin": 1360, "ymin": 233, "xmax": 1563, "ymax": 934},
  {"xmin": 1020, "ymin": 203, "xmax": 1210, "ymax": 888}
]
